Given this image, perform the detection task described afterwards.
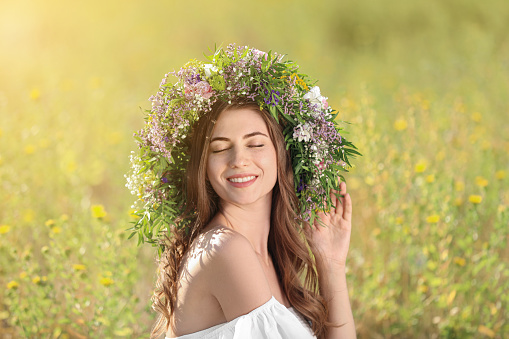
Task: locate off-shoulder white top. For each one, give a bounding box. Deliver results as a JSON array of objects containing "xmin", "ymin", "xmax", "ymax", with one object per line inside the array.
[{"xmin": 166, "ymin": 296, "xmax": 316, "ymax": 339}]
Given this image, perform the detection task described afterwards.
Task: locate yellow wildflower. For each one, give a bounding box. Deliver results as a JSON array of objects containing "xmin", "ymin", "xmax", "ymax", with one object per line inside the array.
[
  {"xmin": 426, "ymin": 215, "xmax": 440, "ymax": 223},
  {"xmin": 453, "ymin": 257, "xmax": 466, "ymax": 266},
  {"xmin": 45, "ymin": 219, "xmax": 55, "ymax": 227},
  {"xmin": 414, "ymin": 160, "xmax": 427, "ymax": 173},
  {"xmin": 66, "ymin": 161, "xmax": 77, "ymax": 173},
  {"xmin": 114, "ymin": 328, "xmax": 134, "ymax": 337},
  {"xmin": 51, "ymin": 226, "xmax": 62, "ymax": 234},
  {"xmin": 30, "ymin": 88, "xmax": 41, "ymax": 100},
  {"xmin": 24, "ymin": 145, "xmax": 36, "ymax": 155},
  {"xmin": 489, "ymin": 303, "xmax": 497, "ymax": 315},
  {"xmin": 290, "ymin": 74, "xmax": 309, "ymax": 91},
  {"xmin": 19, "ymin": 272, "xmax": 27, "ymax": 279},
  {"xmin": 182, "ymin": 59, "xmax": 203, "ymax": 70},
  {"xmin": 395, "ymin": 217, "xmax": 403, "ymax": 225},
  {"xmin": 453, "ymin": 198, "xmax": 463, "ymax": 206},
  {"xmin": 32, "ymin": 276, "xmax": 41, "ymax": 284},
  {"xmin": 425, "ymin": 174, "xmax": 435, "ymax": 183},
  {"xmin": 495, "ymin": 170, "xmax": 506, "ymax": 180},
  {"xmin": 469, "ymin": 195, "xmax": 482, "ymax": 204},
  {"xmin": 475, "ymin": 176, "xmax": 488, "ymax": 187},
  {"xmin": 99, "ymin": 277, "xmax": 114, "ymax": 287},
  {"xmin": 418, "ymin": 285, "xmax": 428, "ymax": 293},
  {"xmin": 471, "ymin": 112, "xmax": 482, "ymax": 122},
  {"xmin": 60, "ymin": 214, "xmax": 69, "ymax": 222},
  {"xmin": 0, "ymin": 224, "xmax": 10, "ymax": 234},
  {"xmin": 42, "ymin": 276, "xmax": 47, "ymax": 282},
  {"xmin": 393, "ymin": 119, "xmax": 407, "ymax": 131},
  {"xmin": 7, "ymin": 281, "xmax": 18, "ymax": 289},
  {"xmin": 129, "ymin": 209, "xmax": 140, "ymax": 219},
  {"xmin": 91, "ymin": 204, "xmax": 107, "ymax": 219},
  {"xmin": 478, "ymin": 325, "xmax": 495, "ymax": 338},
  {"xmin": 73, "ymin": 264, "xmax": 86, "ymax": 271},
  {"xmin": 447, "ymin": 290, "xmax": 456, "ymax": 305}
]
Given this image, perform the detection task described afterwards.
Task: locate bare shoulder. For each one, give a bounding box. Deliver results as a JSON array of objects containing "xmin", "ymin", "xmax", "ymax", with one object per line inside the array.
[{"xmin": 197, "ymin": 225, "xmax": 272, "ymax": 321}]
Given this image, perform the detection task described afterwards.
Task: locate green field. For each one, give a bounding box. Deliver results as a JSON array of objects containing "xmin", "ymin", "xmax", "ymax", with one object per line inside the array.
[{"xmin": 0, "ymin": 0, "xmax": 508, "ymax": 337}]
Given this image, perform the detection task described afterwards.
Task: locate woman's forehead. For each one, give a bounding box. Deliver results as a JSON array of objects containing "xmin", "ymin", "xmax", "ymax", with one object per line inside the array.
[{"xmin": 211, "ymin": 108, "xmax": 269, "ymax": 137}]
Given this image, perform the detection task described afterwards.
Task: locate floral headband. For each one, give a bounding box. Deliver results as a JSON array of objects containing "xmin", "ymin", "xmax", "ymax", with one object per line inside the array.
[{"xmin": 125, "ymin": 44, "xmax": 359, "ymax": 251}]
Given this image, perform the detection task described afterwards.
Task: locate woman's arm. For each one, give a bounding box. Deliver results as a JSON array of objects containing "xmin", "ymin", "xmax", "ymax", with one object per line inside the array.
[
  {"xmin": 309, "ymin": 180, "xmax": 357, "ymax": 339},
  {"xmin": 315, "ymin": 256, "xmax": 356, "ymax": 339}
]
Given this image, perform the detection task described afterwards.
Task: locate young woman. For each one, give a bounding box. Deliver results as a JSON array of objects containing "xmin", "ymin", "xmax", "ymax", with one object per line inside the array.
[{"xmin": 126, "ymin": 45, "xmax": 359, "ymax": 339}]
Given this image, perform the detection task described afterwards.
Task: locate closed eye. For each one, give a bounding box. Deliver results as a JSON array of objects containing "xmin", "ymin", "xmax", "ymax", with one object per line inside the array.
[
  {"xmin": 212, "ymin": 148, "xmax": 230, "ymax": 153},
  {"xmin": 211, "ymin": 145, "xmax": 264, "ymax": 153}
]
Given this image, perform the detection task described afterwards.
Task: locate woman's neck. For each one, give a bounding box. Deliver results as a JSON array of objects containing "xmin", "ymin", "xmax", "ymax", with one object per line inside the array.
[{"xmin": 216, "ymin": 196, "xmax": 272, "ymax": 261}]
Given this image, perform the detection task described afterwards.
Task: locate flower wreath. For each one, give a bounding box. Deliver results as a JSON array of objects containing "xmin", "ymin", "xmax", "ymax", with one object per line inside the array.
[{"xmin": 125, "ymin": 44, "xmax": 360, "ymax": 252}]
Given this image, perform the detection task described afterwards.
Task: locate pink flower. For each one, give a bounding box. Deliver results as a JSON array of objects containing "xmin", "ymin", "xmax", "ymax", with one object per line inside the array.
[
  {"xmin": 195, "ymin": 81, "xmax": 213, "ymax": 99},
  {"xmin": 184, "ymin": 81, "xmax": 214, "ymax": 99},
  {"xmin": 321, "ymin": 97, "xmax": 329, "ymax": 109}
]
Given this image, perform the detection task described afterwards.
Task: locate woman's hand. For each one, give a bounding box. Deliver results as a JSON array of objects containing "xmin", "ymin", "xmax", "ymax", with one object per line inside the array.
[{"xmin": 308, "ymin": 179, "xmax": 353, "ymax": 268}]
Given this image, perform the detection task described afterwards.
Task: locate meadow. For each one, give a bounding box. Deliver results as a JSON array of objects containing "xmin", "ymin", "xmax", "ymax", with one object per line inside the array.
[{"xmin": 0, "ymin": 0, "xmax": 507, "ymax": 338}]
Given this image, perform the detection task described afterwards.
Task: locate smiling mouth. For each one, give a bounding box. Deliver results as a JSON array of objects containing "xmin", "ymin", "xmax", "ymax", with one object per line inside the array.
[{"xmin": 227, "ymin": 175, "xmax": 257, "ymax": 183}]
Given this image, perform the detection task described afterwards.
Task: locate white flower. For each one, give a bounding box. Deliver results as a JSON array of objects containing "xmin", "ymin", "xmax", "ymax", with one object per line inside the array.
[
  {"xmin": 203, "ymin": 64, "xmax": 218, "ymax": 78},
  {"xmin": 251, "ymin": 49, "xmax": 268, "ymax": 60},
  {"xmin": 303, "ymin": 86, "xmax": 328, "ymax": 110},
  {"xmin": 293, "ymin": 123, "xmax": 313, "ymax": 142}
]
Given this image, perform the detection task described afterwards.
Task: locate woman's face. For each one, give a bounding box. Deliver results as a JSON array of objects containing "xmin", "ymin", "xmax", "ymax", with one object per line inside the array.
[{"xmin": 206, "ymin": 107, "xmax": 278, "ymax": 208}]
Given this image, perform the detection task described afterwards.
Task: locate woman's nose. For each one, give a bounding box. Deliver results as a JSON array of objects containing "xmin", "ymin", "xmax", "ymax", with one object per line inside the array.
[{"xmin": 229, "ymin": 147, "xmax": 249, "ymax": 168}]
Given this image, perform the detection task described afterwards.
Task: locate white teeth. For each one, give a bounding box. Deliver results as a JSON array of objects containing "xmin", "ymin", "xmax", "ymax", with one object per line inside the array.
[{"xmin": 228, "ymin": 176, "xmax": 256, "ymax": 183}]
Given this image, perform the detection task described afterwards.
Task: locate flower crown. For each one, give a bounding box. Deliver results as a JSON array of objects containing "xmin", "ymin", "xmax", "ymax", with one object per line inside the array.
[{"xmin": 126, "ymin": 44, "xmax": 359, "ymax": 250}]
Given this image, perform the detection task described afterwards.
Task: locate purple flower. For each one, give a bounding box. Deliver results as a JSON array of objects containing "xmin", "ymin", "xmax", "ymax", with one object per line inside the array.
[
  {"xmin": 263, "ymin": 89, "xmax": 281, "ymax": 106},
  {"xmin": 297, "ymin": 178, "xmax": 305, "ymax": 193}
]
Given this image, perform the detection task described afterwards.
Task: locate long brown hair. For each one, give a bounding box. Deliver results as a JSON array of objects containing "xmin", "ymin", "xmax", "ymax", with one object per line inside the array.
[{"xmin": 151, "ymin": 99, "xmax": 339, "ymax": 338}]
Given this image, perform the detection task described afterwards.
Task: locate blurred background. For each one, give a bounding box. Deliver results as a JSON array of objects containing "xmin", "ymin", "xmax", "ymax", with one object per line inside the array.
[{"xmin": 0, "ymin": 0, "xmax": 508, "ymax": 338}]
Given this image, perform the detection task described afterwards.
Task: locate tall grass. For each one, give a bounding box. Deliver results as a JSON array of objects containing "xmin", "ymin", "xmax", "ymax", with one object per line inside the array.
[{"xmin": 0, "ymin": 0, "xmax": 507, "ymax": 337}]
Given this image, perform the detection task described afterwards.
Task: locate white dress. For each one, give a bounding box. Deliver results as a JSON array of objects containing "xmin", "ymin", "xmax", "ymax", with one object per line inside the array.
[{"xmin": 166, "ymin": 296, "xmax": 317, "ymax": 339}]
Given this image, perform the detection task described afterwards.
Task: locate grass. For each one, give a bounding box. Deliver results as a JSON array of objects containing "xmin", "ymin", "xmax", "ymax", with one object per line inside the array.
[{"xmin": 0, "ymin": 0, "xmax": 507, "ymax": 337}]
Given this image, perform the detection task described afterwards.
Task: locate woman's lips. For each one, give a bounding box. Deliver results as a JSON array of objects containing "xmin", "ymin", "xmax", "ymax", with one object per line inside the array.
[{"xmin": 227, "ymin": 175, "xmax": 258, "ymax": 188}]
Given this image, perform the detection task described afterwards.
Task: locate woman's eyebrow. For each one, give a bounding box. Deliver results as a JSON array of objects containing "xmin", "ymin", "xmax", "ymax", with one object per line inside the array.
[{"xmin": 210, "ymin": 131, "xmax": 268, "ymax": 143}]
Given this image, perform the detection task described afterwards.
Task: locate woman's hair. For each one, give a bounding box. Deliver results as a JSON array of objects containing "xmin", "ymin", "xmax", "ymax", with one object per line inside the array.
[{"xmin": 151, "ymin": 99, "xmax": 338, "ymax": 339}]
